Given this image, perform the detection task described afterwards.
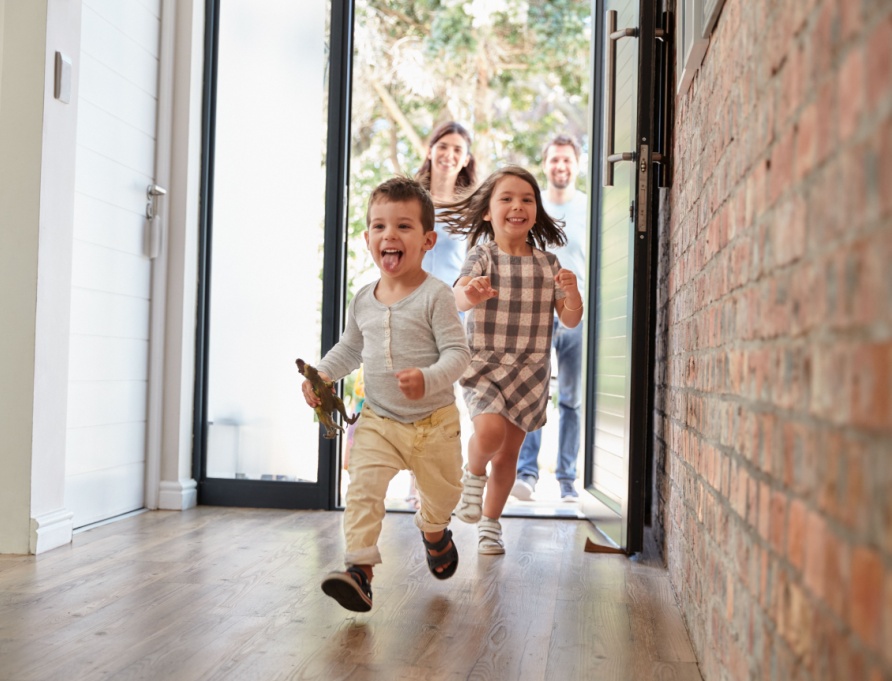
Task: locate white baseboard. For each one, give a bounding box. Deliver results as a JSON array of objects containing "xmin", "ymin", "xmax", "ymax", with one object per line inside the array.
[
  {"xmin": 30, "ymin": 508, "xmax": 74, "ymax": 554},
  {"xmin": 158, "ymin": 478, "xmax": 198, "ymax": 511}
]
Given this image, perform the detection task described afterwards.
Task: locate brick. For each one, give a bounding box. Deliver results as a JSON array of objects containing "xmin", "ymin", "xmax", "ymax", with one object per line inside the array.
[
  {"xmin": 732, "ymin": 461, "xmax": 747, "ymax": 519},
  {"xmin": 796, "ymin": 423, "xmax": 821, "ymax": 505},
  {"xmin": 785, "ymin": 580, "xmax": 810, "ymax": 658},
  {"xmin": 836, "ymin": 0, "xmax": 864, "ymax": 41},
  {"xmin": 878, "ymin": 114, "xmax": 892, "ymax": 220},
  {"xmin": 747, "ymin": 472, "xmax": 759, "ymax": 529},
  {"xmin": 759, "ymin": 480, "xmax": 772, "ymax": 544},
  {"xmin": 850, "ymin": 546, "xmax": 884, "ymax": 649},
  {"xmin": 805, "ymin": 160, "xmax": 843, "ymax": 250},
  {"xmin": 850, "ymin": 341, "xmax": 892, "ymax": 431},
  {"xmin": 873, "ymin": 446, "xmax": 892, "ymax": 556},
  {"xmin": 795, "ymin": 100, "xmax": 819, "ymax": 181},
  {"xmin": 768, "ymin": 127, "xmax": 794, "ymax": 207},
  {"xmin": 823, "ymin": 527, "xmax": 852, "ymax": 621},
  {"xmin": 804, "ymin": 509, "xmax": 828, "ymax": 596},
  {"xmin": 840, "ymin": 140, "xmax": 871, "ymax": 232},
  {"xmin": 819, "ymin": 432, "xmax": 845, "ymax": 520},
  {"xmin": 806, "ymin": 0, "xmax": 838, "ymax": 85},
  {"xmin": 810, "ymin": 343, "xmax": 851, "ymax": 423},
  {"xmin": 771, "ymin": 194, "xmax": 807, "ymax": 267},
  {"xmin": 787, "ymin": 498, "xmax": 807, "ymax": 571},
  {"xmin": 838, "ymin": 46, "xmax": 865, "ymax": 141},
  {"xmin": 814, "ymin": 80, "xmax": 838, "ymax": 169},
  {"xmin": 865, "ymin": 14, "xmax": 892, "ymax": 114},
  {"xmin": 849, "ymin": 237, "xmax": 885, "ymax": 328},
  {"xmin": 841, "ymin": 442, "xmax": 869, "ymax": 533},
  {"xmin": 883, "ymin": 574, "xmax": 892, "ymax": 668},
  {"xmin": 780, "ymin": 43, "xmax": 806, "ymax": 127},
  {"xmin": 770, "ymin": 490, "xmax": 787, "ymax": 554}
]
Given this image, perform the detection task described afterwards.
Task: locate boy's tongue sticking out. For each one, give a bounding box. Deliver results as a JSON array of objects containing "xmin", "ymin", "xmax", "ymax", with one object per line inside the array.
[{"xmin": 381, "ymin": 248, "xmax": 402, "ymax": 272}]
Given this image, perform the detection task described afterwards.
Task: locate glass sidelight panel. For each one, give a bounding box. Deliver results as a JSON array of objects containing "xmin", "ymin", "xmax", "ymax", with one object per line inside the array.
[{"xmin": 204, "ymin": 1, "xmax": 330, "ymax": 484}]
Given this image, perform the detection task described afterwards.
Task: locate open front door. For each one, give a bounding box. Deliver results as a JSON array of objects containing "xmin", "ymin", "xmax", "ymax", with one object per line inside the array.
[
  {"xmin": 193, "ymin": 0, "xmax": 354, "ymax": 509},
  {"xmin": 582, "ymin": 0, "xmax": 666, "ymax": 553}
]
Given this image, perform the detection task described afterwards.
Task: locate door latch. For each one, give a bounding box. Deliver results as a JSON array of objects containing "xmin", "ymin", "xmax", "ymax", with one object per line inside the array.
[
  {"xmin": 145, "ymin": 184, "xmax": 167, "ymax": 259},
  {"xmin": 146, "ymin": 184, "xmax": 167, "ymax": 219}
]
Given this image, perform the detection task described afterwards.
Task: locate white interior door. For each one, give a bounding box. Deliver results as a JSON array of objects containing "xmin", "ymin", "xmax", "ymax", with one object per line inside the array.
[{"xmin": 65, "ymin": 0, "xmax": 162, "ymax": 528}]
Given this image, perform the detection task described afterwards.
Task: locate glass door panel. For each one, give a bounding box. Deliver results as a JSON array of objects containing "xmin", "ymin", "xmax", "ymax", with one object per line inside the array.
[
  {"xmin": 198, "ymin": 0, "xmax": 335, "ymax": 505},
  {"xmin": 345, "ymin": 0, "xmax": 594, "ymax": 512},
  {"xmin": 583, "ymin": 0, "xmax": 660, "ymax": 553},
  {"xmin": 584, "ymin": 0, "xmax": 639, "ymax": 545}
]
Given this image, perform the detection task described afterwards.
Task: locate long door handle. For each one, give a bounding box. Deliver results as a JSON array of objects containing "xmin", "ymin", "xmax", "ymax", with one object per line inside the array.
[
  {"xmin": 603, "ymin": 9, "xmax": 639, "ymax": 187},
  {"xmin": 654, "ymin": 11, "xmax": 673, "ymax": 188}
]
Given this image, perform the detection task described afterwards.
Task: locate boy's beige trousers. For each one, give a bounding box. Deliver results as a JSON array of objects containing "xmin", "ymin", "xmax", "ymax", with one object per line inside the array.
[{"xmin": 343, "ymin": 403, "xmax": 463, "ymax": 567}]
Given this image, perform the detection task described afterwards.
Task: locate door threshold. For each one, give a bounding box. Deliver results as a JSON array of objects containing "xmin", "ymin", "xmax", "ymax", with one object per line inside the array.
[{"xmin": 73, "ymin": 508, "xmax": 149, "ymax": 534}]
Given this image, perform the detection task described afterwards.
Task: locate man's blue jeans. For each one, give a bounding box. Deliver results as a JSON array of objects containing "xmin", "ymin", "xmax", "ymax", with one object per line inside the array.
[{"xmin": 517, "ymin": 319, "xmax": 583, "ymax": 482}]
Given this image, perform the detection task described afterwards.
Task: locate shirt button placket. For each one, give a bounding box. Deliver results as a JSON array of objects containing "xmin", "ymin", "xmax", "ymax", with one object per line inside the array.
[{"xmin": 384, "ymin": 308, "xmax": 393, "ymax": 370}]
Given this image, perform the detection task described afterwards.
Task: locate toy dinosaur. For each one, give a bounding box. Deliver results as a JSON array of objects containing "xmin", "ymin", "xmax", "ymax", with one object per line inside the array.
[{"xmin": 296, "ymin": 358, "xmax": 359, "ymax": 439}]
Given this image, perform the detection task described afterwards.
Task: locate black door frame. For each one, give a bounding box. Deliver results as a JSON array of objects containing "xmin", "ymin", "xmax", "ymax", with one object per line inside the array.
[
  {"xmin": 581, "ymin": 0, "xmax": 661, "ymax": 554},
  {"xmin": 193, "ymin": 0, "xmax": 660, "ymax": 529},
  {"xmin": 193, "ymin": 0, "xmax": 355, "ymax": 510}
]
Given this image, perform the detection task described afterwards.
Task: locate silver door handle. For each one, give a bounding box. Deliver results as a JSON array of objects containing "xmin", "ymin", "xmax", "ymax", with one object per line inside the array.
[
  {"xmin": 146, "ymin": 184, "xmax": 167, "ymax": 219},
  {"xmin": 145, "ymin": 185, "xmax": 167, "ymax": 259},
  {"xmin": 603, "ymin": 10, "xmax": 639, "ymax": 187}
]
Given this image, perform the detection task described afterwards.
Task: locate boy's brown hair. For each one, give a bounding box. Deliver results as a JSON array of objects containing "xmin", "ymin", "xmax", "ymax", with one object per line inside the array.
[{"xmin": 366, "ymin": 176, "xmax": 436, "ymax": 233}]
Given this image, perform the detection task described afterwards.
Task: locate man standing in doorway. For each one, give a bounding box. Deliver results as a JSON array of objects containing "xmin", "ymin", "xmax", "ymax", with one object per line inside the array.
[{"xmin": 512, "ymin": 135, "xmax": 588, "ymax": 501}]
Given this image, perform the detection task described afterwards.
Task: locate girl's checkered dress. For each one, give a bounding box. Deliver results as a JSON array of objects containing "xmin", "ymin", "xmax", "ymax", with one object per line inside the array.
[{"xmin": 458, "ymin": 241, "xmax": 566, "ymax": 432}]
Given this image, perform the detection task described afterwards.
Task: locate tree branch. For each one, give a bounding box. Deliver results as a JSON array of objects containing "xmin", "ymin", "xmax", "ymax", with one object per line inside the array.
[
  {"xmin": 375, "ymin": 7, "xmax": 426, "ymax": 33},
  {"xmin": 369, "ymin": 77, "xmax": 426, "ymax": 158}
]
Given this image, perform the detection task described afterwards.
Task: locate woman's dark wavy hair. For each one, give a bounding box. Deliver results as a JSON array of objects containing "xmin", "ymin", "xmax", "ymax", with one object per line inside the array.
[
  {"xmin": 440, "ymin": 165, "xmax": 566, "ymax": 251},
  {"xmin": 414, "ymin": 121, "xmax": 477, "ymax": 194}
]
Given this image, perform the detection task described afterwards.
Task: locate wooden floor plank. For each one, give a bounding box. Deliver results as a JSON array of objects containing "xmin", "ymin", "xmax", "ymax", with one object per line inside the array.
[{"xmin": 0, "ymin": 508, "xmax": 701, "ymax": 680}]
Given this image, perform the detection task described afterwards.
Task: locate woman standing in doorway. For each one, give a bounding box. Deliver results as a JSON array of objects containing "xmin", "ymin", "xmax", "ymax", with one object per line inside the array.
[{"xmin": 416, "ymin": 121, "xmax": 478, "ymax": 287}]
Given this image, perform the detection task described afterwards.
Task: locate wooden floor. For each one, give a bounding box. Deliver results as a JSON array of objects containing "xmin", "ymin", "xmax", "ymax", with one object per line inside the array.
[{"xmin": 0, "ymin": 508, "xmax": 702, "ymax": 681}]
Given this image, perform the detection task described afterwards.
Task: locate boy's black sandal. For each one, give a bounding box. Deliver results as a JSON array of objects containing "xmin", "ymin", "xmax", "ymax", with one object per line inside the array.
[
  {"xmin": 321, "ymin": 566, "xmax": 373, "ymax": 612},
  {"xmin": 421, "ymin": 528, "xmax": 459, "ymax": 580}
]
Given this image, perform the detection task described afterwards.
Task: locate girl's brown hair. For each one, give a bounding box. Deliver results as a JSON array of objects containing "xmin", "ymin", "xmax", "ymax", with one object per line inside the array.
[{"xmin": 440, "ymin": 165, "xmax": 566, "ymax": 250}]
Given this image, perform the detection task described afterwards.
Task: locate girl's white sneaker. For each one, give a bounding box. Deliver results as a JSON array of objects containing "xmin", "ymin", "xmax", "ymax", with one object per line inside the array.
[
  {"xmin": 477, "ymin": 516, "xmax": 505, "ymax": 555},
  {"xmin": 456, "ymin": 466, "xmax": 487, "ymax": 523}
]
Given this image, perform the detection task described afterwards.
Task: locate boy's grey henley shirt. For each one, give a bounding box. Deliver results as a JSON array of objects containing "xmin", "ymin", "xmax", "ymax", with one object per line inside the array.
[{"xmin": 316, "ymin": 275, "xmax": 470, "ymax": 424}]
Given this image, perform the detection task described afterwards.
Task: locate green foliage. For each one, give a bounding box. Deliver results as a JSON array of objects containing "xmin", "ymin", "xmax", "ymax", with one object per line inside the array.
[{"xmin": 346, "ymin": 0, "xmax": 593, "ymax": 298}]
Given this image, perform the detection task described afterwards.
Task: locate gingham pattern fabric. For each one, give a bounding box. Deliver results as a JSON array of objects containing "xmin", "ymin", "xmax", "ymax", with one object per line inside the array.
[{"xmin": 458, "ymin": 241, "xmax": 565, "ymax": 432}]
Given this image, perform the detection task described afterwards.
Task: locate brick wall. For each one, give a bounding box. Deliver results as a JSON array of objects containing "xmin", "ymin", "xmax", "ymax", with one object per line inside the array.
[{"xmin": 655, "ymin": 0, "xmax": 892, "ymax": 679}]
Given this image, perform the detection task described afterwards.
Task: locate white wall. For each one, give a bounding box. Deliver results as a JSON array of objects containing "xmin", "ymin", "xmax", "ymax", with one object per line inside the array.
[
  {"xmin": 0, "ymin": 0, "xmax": 81, "ymax": 554},
  {"xmin": 0, "ymin": 2, "xmax": 6, "ymax": 102},
  {"xmin": 31, "ymin": 0, "xmax": 82, "ymax": 550},
  {"xmin": 0, "ymin": 0, "xmax": 46, "ymax": 554},
  {"xmin": 0, "ymin": 0, "xmax": 204, "ymax": 552}
]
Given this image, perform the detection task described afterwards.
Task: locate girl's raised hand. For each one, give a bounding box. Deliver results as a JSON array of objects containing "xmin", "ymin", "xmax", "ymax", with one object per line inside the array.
[
  {"xmin": 555, "ymin": 269, "xmax": 581, "ymax": 299},
  {"xmin": 463, "ymin": 276, "xmax": 498, "ymax": 306},
  {"xmin": 395, "ymin": 368, "xmax": 425, "ymax": 400}
]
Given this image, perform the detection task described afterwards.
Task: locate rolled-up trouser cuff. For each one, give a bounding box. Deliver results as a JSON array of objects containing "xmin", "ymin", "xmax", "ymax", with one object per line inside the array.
[
  {"xmin": 345, "ymin": 545, "xmax": 382, "ymax": 567},
  {"xmin": 414, "ymin": 510, "xmax": 450, "ymax": 534}
]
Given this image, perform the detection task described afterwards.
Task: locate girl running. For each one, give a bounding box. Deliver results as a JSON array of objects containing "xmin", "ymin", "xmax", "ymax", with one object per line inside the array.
[{"xmin": 444, "ymin": 165, "xmax": 584, "ymax": 554}]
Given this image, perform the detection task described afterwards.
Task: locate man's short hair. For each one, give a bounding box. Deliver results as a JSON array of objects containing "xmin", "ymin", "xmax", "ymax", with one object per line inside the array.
[
  {"xmin": 542, "ymin": 134, "xmax": 582, "ymax": 161},
  {"xmin": 366, "ymin": 176, "xmax": 435, "ymax": 233}
]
